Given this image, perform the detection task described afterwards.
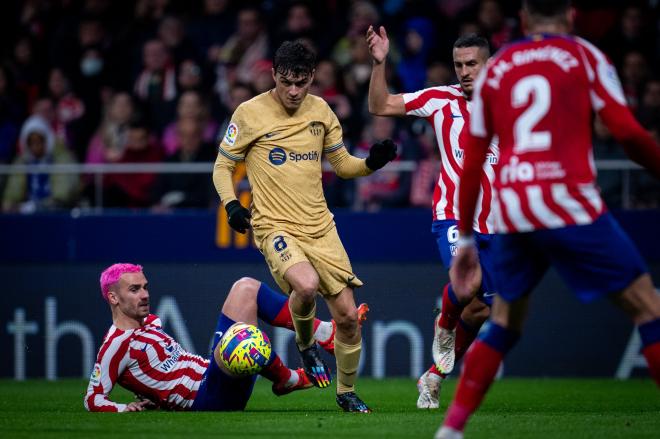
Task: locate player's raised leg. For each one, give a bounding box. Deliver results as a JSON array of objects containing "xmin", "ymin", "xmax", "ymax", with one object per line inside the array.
[
  {"xmin": 609, "ymin": 274, "xmax": 660, "ymax": 386},
  {"xmin": 326, "ymin": 287, "xmax": 371, "ymax": 413},
  {"xmin": 219, "ymin": 277, "xmax": 313, "ymax": 396},
  {"xmin": 436, "ymin": 295, "xmax": 527, "ymax": 438},
  {"xmin": 253, "ymin": 280, "xmax": 336, "ymax": 352},
  {"xmin": 284, "ymin": 262, "xmax": 332, "ymax": 388}
]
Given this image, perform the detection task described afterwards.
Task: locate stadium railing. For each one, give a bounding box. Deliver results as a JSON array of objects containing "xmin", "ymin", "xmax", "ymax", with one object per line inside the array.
[{"xmin": 0, "ymin": 160, "xmax": 647, "ymax": 210}]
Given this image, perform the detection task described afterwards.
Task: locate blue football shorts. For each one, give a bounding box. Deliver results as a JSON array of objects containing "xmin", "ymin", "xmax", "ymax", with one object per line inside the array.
[
  {"xmin": 492, "ymin": 212, "xmax": 648, "ymax": 303},
  {"xmin": 191, "ymin": 315, "xmax": 256, "ymax": 411},
  {"xmin": 432, "ymin": 219, "xmax": 497, "ymax": 306}
]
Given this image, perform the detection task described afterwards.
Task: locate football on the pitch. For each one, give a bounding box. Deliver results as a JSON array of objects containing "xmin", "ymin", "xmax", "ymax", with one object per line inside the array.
[{"xmin": 219, "ymin": 323, "xmax": 272, "ymax": 376}]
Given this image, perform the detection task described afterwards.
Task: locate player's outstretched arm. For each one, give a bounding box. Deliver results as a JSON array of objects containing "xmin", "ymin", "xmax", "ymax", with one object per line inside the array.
[
  {"xmin": 326, "ymin": 140, "xmax": 397, "ymax": 178},
  {"xmin": 366, "ymin": 25, "xmax": 405, "ymax": 116},
  {"xmin": 326, "ymin": 144, "xmax": 372, "ymax": 179}
]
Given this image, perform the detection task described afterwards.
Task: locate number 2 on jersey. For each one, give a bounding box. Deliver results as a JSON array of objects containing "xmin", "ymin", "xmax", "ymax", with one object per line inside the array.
[{"xmin": 512, "ymin": 75, "xmax": 551, "ymax": 154}]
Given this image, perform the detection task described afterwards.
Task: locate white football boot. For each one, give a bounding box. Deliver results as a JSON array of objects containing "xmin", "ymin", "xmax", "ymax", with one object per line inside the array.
[
  {"xmin": 416, "ymin": 370, "xmax": 441, "ymax": 409},
  {"xmin": 432, "ymin": 314, "xmax": 456, "ymax": 374},
  {"xmin": 435, "ymin": 426, "xmax": 464, "ymax": 439}
]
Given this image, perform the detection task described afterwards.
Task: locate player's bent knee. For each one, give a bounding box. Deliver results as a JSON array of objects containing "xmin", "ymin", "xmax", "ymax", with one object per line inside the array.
[
  {"xmin": 292, "ymin": 278, "xmax": 319, "ymax": 299},
  {"xmin": 335, "ymin": 308, "xmax": 359, "ymax": 336},
  {"xmin": 223, "ymin": 278, "xmax": 260, "ymax": 314},
  {"xmin": 228, "ymin": 277, "xmax": 260, "ymax": 299}
]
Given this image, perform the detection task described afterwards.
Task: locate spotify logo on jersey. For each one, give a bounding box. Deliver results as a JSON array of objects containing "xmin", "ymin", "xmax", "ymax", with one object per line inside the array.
[{"xmin": 269, "ymin": 147, "xmax": 287, "ymax": 165}]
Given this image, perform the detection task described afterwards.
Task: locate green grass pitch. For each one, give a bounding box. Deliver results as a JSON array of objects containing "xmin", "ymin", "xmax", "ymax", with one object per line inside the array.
[{"xmin": 1, "ymin": 378, "xmax": 658, "ymax": 438}]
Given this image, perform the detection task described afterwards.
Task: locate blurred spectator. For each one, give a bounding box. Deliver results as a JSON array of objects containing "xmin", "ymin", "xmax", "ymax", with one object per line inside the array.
[
  {"xmin": 620, "ymin": 50, "xmax": 650, "ymax": 110},
  {"xmin": 353, "ymin": 116, "xmax": 412, "ymax": 210},
  {"xmin": 103, "ymin": 120, "xmax": 163, "ymax": 208},
  {"xmin": 600, "ymin": 5, "xmax": 656, "ymax": 69},
  {"xmin": 46, "ymin": 68, "xmax": 86, "ymax": 155},
  {"xmin": 133, "ymin": 39, "xmax": 178, "ymax": 133},
  {"xmin": 86, "ymin": 92, "xmax": 135, "ymax": 165},
  {"xmin": 157, "ymin": 16, "xmax": 197, "ymax": 66},
  {"xmin": 161, "ymin": 90, "xmax": 218, "ymax": 156},
  {"xmin": 476, "ymin": 0, "xmax": 516, "ymax": 51},
  {"xmin": 0, "ymin": 65, "xmax": 23, "ymax": 164},
  {"xmin": 250, "ymin": 59, "xmax": 275, "ymax": 95},
  {"xmin": 187, "ymin": 0, "xmax": 234, "ymax": 66},
  {"xmin": 637, "ymin": 79, "xmax": 660, "ymax": 131},
  {"xmin": 436, "ymin": 0, "xmax": 478, "ymax": 20},
  {"xmin": 215, "ymin": 6, "xmax": 269, "ymax": 85},
  {"xmin": 177, "ymin": 59, "xmax": 205, "ymax": 93},
  {"xmin": 12, "ymin": 35, "xmax": 42, "ymax": 110},
  {"xmin": 332, "ymin": 1, "xmax": 380, "ymax": 67},
  {"xmin": 2, "ymin": 115, "xmax": 79, "ymax": 213},
  {"xmin": 311, "ymin": 59, "xmax": 352, "ymax": 123},
  {"xmin": 397, "ymin": 17, "xmax": 435, "ymax": 93},
  {"xmin": 272, "ymin": 2, "xmax": 322, "ymax": 53},
  {"xmin": 425, "ymin": 61, "xmax": 453, "ymax": 87},
  {"xmin": 152, "ymin": 118, "xmax": 216, "ymax": 210}
]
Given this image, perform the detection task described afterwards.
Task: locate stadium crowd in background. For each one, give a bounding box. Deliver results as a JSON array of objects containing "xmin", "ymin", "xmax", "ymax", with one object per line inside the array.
[{"xmin": 0, "ymin": 0, "xmax": 659, "ymax": 212}]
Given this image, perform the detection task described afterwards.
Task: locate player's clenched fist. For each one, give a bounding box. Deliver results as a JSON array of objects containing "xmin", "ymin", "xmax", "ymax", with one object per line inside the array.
[
  {"xmin": 366, "ymin": 139, "xmax": 397, "ymax": 171},
  {"xmin": 225, "ymin": 200, "xmax": 252, "ymax": 234}
]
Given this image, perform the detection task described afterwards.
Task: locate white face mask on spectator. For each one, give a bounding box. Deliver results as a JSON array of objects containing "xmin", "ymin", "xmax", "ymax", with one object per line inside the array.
[{"xmin": 81, "ymin": 57, "xmax": 103, "ymax": 76}]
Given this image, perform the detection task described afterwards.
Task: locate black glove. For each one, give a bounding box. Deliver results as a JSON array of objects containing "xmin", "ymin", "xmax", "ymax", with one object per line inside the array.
[
  {"xmin": 225, "ymin": 200, "xmax": 252, "ymax": 234},
  {"xmin": 365, "ymin": 139, "xmax": 398, "ymax": 171}
]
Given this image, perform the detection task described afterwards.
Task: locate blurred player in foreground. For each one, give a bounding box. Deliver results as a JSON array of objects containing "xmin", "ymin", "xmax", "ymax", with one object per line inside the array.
[
  {"xmin": 213, "ymin": 41, "xmax": 396, "ymax": 412},
  {"xmin": 367, "ymin": 28, "xmax": 497, "ymax": 408},
  {"xmin": 84, "ymin": 263, "xmax": 366, "ymax": 412},
  {"xmin": 439, "ymin": 0, "xmax": 660, "ymax": 437}
]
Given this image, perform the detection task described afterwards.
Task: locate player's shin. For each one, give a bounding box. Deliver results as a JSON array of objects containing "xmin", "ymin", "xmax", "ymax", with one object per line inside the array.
[
  {"xmin": 260, "ymin": 352, "xmax": 291, "ymax": 383},
  {"xmin": 439, "ymin": 284, "xmax": 467, "ymax": 330},
  {"xmin": 443, "ymin": 323, "xmax": 520, "ymax": 432},
  {"xmin": 454, "ymin": 318, "xmax": 481, "ymax": 361},
  {"xmin": 639, "ymin": 318, "xmax": 660, "ymax": 386},
  {"xmin": 290, "ymin": 300, "xmax": 317, "ymax": 349},
  {"xmin": 335, "ymin": 337, "xmax": 361, "ymax": 394}
]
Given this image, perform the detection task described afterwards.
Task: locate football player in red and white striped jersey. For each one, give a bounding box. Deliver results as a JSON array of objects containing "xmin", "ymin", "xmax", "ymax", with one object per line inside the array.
[
  {"xmin": 84, "ymin": 263, "xmax": 344, "ymax": 412},
  {"xmin": 440, "ymin": 1, "xmax": 660, "ymax": 437},
  {"xmin": 367, "ymin": 28, "xmax": 497, "ymax": 409}
]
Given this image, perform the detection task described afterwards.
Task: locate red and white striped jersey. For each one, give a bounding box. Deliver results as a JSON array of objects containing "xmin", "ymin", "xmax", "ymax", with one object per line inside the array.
[
  {"xmin": 403, "ymin": 85, "xmax": 499, "ymax": 234},
  {"xmin": 84, "ymin": 314, "xmax": 209, "ymax": 412},
  {"xmin": 468, "ymin": 34, "xmax": 632, "ymax": 233}
]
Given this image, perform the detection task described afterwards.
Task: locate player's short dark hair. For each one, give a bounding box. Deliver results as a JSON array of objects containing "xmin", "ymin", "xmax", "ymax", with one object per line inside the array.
[
  {"xmin": 523, "ymin": 0, "xmax": 571, "ymax": 17},
  {"xmin": 273, "ymin": 40, "xmax": 316, "ymax": 78},
  {"xmin": 453, "ymin": 34, "xmax": 490, "ymax": 56}
]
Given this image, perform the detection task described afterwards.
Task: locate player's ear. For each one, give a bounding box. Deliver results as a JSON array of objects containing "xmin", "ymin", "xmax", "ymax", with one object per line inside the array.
[
  {"xmin": 309, "ymin": 69, "xmax": 315, "ymax": 84},
  {"xmin": 107, "ymin": 289, "xmax": 119, "ymax": 305},
  {"xmin": 271, "ymin": 68, "xmax": 276, "ymax": 83}
]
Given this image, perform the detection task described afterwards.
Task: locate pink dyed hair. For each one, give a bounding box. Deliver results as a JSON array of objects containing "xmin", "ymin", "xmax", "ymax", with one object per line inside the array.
[{"xmin": 100, "ymin": 263, "xmax": 143, "ymax": 301}]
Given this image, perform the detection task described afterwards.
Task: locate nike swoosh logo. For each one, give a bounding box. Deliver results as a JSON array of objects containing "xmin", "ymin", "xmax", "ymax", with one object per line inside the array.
[
  {"xmin": 264, "ymin": 132, "xmax": 277, "ymax": 138},
  {"xmin": 347, "ymin": 275, "xmax": 356, "ymax": 283},
  {"xmin": 450, "ymin": 114, "xmax": 463, "ymax": 119},
  {"xmin": 482, "ymin": 292, "xmax": 497, "ymax": 297}
]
